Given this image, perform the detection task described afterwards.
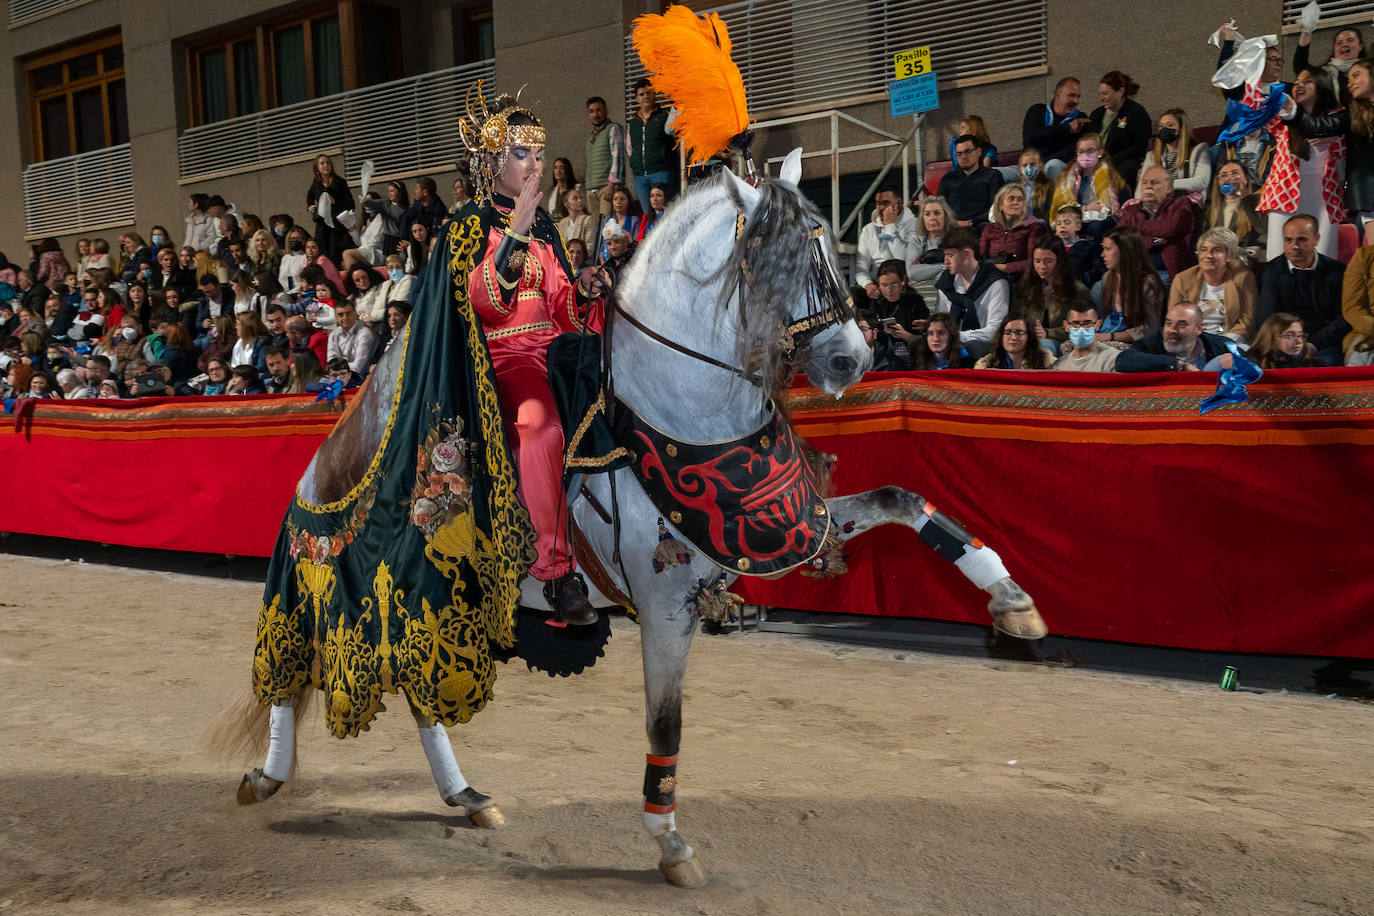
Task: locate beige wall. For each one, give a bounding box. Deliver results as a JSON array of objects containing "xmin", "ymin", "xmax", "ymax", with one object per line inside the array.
[{"xmin": 0, "ymin": 0, "xmax": 1326, "ymax": 264}]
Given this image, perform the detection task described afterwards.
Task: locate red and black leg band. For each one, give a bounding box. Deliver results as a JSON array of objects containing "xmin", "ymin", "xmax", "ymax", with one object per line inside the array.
[{"xmin": 643, "ymin": 753, "xmax": 678, "ymax": 814}]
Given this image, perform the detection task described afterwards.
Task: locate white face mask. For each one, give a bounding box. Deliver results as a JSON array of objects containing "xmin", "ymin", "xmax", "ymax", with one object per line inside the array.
[{"xmin": 121, "ymin": 327, "xmax": 138, "ymax": 342}]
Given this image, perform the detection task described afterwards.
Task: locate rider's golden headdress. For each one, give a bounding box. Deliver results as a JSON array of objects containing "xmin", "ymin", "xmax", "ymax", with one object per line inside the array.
[{"xmin": 459, "ymin": 80, "xmax": 546, "ymax": 204}]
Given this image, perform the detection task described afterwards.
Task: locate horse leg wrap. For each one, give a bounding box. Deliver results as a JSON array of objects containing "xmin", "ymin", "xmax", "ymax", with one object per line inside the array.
[
  {"xmin": 915, "ymin": 504, "xmax": 1008, "ymax": 590},
  {"xmin": 262, "ymin": 702, "xmax": 295, "ymax": 782},
  {"xmin": 418, "ymin": 723, "xmax": 469, "ymax": 800},
  {"xmin": 642, "ymin": 753, "xmax": 678, "ymax": 837}
]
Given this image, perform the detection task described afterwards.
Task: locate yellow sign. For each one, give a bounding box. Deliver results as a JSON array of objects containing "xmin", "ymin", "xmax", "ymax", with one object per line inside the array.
[{"xmin": 893, "ymin": 46, "xmax": 932, "ymax": 80}]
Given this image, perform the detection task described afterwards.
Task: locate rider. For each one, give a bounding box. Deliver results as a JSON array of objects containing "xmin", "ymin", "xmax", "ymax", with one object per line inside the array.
[{"xmin": 460, "ymin": 88, "xmax": 611, "ymax": 624}]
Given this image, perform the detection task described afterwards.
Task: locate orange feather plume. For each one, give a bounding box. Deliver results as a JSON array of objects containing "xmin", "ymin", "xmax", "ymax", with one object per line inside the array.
[{"xmin": 632, "ymin": 5, "xmax": 750, "ymax": 165}]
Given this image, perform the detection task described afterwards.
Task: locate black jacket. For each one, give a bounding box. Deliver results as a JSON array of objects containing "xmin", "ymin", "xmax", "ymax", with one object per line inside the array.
[
  {"xmin": 1022, "ymin": 102, "xmax": 1084, "ymax": 164},
  {"xmin": 936, "ymin": 165, "xmax": 1004, "ymax": 228},
  {"xmin": 1256, "ymin": 254, "xmax": 1349, "ymax": 351},
  {"xmin": 1089, "ymin": 98, "xmax": 1152, "ymax": 185},
  {"xmin": 1292, "ymin": 109, "xmax": 1373, "ymax": 214},
  {"xmin": 1120, "ymin": 329, "xmax": 1231, "ymax": 373}
]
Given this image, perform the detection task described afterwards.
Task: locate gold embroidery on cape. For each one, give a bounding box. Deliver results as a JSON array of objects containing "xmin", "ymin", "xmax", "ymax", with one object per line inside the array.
[
  {"xmin": 320, "ymin": 605, "xmax": 385, "ymax": 737},
  {"xmin": 252, "ymin": 594, "xmax": 310, "ymax": 704}
]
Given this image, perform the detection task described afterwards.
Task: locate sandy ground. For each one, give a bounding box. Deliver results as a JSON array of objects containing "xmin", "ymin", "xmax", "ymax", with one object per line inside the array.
[{"xmin": 1, "ymin": 556, "xmax": 1373, "ymax": 916}]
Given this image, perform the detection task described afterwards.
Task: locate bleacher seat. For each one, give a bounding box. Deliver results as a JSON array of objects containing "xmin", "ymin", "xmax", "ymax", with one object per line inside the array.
[
  {"xmin": 1338, "ymin": 223, "xmax": 1359, "ymax": 264},
  {"xmin": 922, "ymin": 160, "xmax": 953, "ymax": 197}
]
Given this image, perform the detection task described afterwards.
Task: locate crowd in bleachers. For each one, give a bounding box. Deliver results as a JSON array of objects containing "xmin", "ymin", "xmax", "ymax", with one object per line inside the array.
[
  {"xmin": 852, "ymin": 21, "xmax": 1374, "ymax": 375},
  {"xmin": 3, "ymin": 26, "xmax": 1374, "ymax": 403}
]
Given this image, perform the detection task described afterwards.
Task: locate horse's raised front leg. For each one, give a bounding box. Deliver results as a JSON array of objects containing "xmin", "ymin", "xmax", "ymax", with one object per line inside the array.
[
  {"xmin": 639, "ymin": 582, "xmax": 709, "ymax": 888},
  {"xmin": 236, "ymin": 700, "xmax": 292, "ymax": 805},
  {"xmin": 409, "ymin": 698, "xmax": 504, "ymax": 828},
  {"xmin": 825, "ymin": 486, "xmax": 1047, "ymax": 640}
]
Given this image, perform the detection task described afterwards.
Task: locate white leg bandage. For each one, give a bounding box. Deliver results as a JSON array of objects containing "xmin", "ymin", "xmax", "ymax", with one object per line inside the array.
[
  {"xmin": 418, "ymin": 723, "xmax": 469, "ymax": 799},
  {"xmin": 955, "ymin": 544, "xmax": 1010, "ymax": 590},
  {"xmin": 643, "ymin": 809, "xmax": 677, "ymax": 838},
  {"xmin": 262, "ymin": 702, "xmax": 295, "ymax": 782}
]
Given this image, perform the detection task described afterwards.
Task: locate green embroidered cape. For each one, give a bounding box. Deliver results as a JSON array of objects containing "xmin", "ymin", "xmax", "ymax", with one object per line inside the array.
[{"xmin": 251, "ymin": 205, "xmax": 538, "ymax": 737}]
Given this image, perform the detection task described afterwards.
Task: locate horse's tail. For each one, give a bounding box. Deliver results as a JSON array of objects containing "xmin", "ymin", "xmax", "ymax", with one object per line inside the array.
[{"xmin": 204, "ymin": 688, "xmax": 314, "ymax": 776}]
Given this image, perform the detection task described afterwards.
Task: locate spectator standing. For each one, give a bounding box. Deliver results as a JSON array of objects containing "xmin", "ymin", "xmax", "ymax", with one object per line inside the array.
[
  {"xmin": 1116, "ymin": 166, "xmax": 1197, "ymax": 279},
  {"xmin": 307, "ymin": 154, "xmax": 355, "ymax": 266},
  {"xmin": 1021, "ymin": 77, "xmax": 1090, "ymax": 177},
  {"xmin": 584, "ymin": 96, "xmax": 626, "ymax": 218},
  {"xmin": 1283, "ymin": 59, "xmax": 1374, "ymax": 237},
  {"xmin": 854, "ymin": 185, "xmax": 917, "ymax": 302},
  {"xmin": 326, "ymin": 299, "xmax": 375, "ymax": 376},
  {"xmin": 557, "ymin": 188, "xmax": 601, "ymax": 257},
  {"xmin": 975, "ymin": 313, "xmax": 1053, "ymax": 369},
  {"xmin": 938, "ymin": 134, "xmax": 1004, "ymax": 229},
  {"xmin": 1138, "ymin": 109, "xmax": 1211, "ymax": 203},
  {"xmin": 359, "ymin": 180, "xmax": 411, "ymax": 260},
  {"xmin": 544, "ymin": 158, "xmax": 579, "ymax": 218},
  {"xmin": 150, "ymin": 247, "xmax": 196, "ymax": 301},
  {"xmin": 1099, "ymin": 227, "xmax": 1165, "ymax": 343},
  {"xmin": 1049, "ymin": 133, "xmax": 1127, "ymax": 226},
  {"xmin": 1255, "ymin": 214, "xmax": 1348, "ymax": 364},
  {"xmin": 934, "ymin": 227, "xmax": 1010, "ymax": 358},
  {"xmin": 401, "ymin": 178, "xmax": 447, "ymax": 239},
  {"xmin": 1267, "ymin": 68, "xmax": 1344, "ymax": 260},
  {"xmin": 1202, "ymin": 160, "xmax": 1266, "ymax": 262},
  {"xmin": 184, "ymin": 194, "xmax": 216, "ymax": 252},
  {"xmin": 1088, "ymin": 71, "xmax": 1151, "ymax": 187},
  {"xmin": 1295, "ymin": 24, "xmax": 1365, "ymax": 100},
  {"xmin": 1167, "ymin": 228, "xmax": 1256, "ymax": 342},
  {"xmin": 980, "ymin": 184, "xmax": 1044, "ymax": 277},
  {"xmin": 35, "ymin": 238, "xmax": 70, "ymax": 289},
  {"xmin": 909, "ymin": 196, "xmax": 954, "ymax": 282}
]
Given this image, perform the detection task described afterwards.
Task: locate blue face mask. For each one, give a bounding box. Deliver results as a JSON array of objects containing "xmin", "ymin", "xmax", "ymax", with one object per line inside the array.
[
  {"xmin": 1021, "ymin": 164, "xmax": 1039, "ymax": 179},
  {"xmin": 151, "ymin": 235, "xmax": 165, "ymax": 248},
  {"xmin": 388, "ymin": 268, "xmax": 405, "ymax": 283},
  {"xmin": 1068, "ymin": 326, "xmax": 1097, "ymax": 348},
  {"xmin": 1219, "ymin": 182, "xmax": 1237, "ymax": 196}
]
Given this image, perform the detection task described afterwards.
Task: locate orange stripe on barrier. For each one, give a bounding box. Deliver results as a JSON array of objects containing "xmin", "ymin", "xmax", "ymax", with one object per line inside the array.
[
  {"xmin": 646, "ymin": 753, "xmax": 678, "ymax": 767},
  {"xmin": 643, "ymin": 801, "xmax": 677, "ymax": 815}
]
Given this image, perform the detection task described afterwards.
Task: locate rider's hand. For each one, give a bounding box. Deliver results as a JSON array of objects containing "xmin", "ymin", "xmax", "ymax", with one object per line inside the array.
[{"xmin": 510, "ymin": 167, "xmax": 543, "ymax": 238}]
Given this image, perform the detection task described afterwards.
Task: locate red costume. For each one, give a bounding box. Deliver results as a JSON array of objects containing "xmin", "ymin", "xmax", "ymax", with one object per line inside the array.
[{"xmin": 467, "ymin": 206, "xmax": 604, "ymax": 580}]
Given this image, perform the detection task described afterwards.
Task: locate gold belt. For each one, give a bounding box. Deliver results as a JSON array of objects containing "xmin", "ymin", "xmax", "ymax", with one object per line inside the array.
[{"xmin": 486, "ymin": 320, "xmax": 554, "ymax": 341}]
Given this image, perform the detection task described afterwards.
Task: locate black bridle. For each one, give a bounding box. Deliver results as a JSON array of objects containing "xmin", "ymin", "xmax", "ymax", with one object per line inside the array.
[{"xmin": 611, "ymin": 200, "xmax": 854, "ymax": 388}]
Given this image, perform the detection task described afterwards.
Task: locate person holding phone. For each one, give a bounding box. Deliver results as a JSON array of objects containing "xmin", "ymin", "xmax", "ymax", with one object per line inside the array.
[{"xmin": 870, "ymin": 259, "xmax": 929, "ymax": 364}]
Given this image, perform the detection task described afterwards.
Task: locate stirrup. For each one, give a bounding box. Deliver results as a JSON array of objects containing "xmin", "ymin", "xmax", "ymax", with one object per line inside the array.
[{"xmin": 236, "ymin": 768, "xmax": 283, "ymax": 806}]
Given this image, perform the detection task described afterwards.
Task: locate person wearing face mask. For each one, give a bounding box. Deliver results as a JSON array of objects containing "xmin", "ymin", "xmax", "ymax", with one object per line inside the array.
[
  {"xmin": 853, "ymin": 185, "xmax": 917, "ymax": 302},
  {"xmin": 1202, "ymin": 161, "xmax": 1266, "ymax": 261},
  {"xmin": 360, "ymin": 180, "xmax": 412, "ymax": 262},
  {"xmin": 1053, "ymin": 302, "xmax": 1188, "ymax": 372},
  {"xmin": 373, "ymin": 253, "xmax": 414, "ymax": 312},
  {"xmin": 1138, "ymin": 109, "xmax": 1211, "ymax": 205},
  {"xmin": 148, "ymin": 225, "xmax": 175, "ymax": 255},
  {"xmin": 1049, "ymin": 134, "xmax": 1128, "ymax": 231},
  {"xmin": 277, "ymin": 229, "xmax": 310, "ymax": 293},
  {"xmin": 1015, "ymin": 150, "xmax": 1054, "ymax": 221}
]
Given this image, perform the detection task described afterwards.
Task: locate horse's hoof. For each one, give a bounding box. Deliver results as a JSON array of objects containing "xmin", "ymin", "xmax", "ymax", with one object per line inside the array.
[
  {"xmin": 445, "ymin": 787, "xmax": 504, "ymax": 828},
  {"xmin": 468, "ymin": 805, "xmax": 506, "ymax": 829},
  {"xmin": 987, "ymin": 577, "xmax": 1047, "ymax": 640},
  {"xmin": 236, "ymin": 768, "xmax": 282, "ymax": 806},
  {"xmin": 659, "ymin": 855, "xmax": 708, "ymax": 888}
]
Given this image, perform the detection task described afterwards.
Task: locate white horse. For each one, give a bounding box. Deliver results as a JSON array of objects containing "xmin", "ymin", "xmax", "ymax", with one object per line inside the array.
[{"xmin": 236, "ymin": 149, "xmax": 1044, "ymax": 888}]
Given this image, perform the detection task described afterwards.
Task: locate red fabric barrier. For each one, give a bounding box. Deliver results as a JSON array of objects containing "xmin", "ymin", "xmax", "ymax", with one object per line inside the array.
[
  {"xmin": 4, "ymin": 369, "xmax": 1373, "ymax": 658},
  {"xmin": 735, "ymin": 369, "xmax": 1374, "ymax": 659},
  {"xmin": 0, "ymin": 394, "xmax": 347, "ymax": 557}
]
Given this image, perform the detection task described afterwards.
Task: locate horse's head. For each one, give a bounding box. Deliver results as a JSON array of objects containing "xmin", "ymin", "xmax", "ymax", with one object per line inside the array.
[{"xmin": 721, "ymin": 151, "xmax": 870, "ymax": 398}]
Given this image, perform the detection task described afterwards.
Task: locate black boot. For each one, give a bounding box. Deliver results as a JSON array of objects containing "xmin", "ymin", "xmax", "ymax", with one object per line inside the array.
[{"xmin": 544, "ymin": 572, "xmax": 598, "ymax": 626}]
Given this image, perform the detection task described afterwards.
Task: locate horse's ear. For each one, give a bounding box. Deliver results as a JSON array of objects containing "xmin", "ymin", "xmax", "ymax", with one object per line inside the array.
[
  {"xmin": 779, "ymin": 148, "xmax": 803, "ymax": 186},
  {"xmin": 723, "ymin": 168, "xmax": 761, "ymax": 216}
]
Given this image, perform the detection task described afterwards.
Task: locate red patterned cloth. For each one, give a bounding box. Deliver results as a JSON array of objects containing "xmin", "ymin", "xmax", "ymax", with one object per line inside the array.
[{"xmin": 1252, "ymin": 83, "xmax": 1346, "ymax": 222}]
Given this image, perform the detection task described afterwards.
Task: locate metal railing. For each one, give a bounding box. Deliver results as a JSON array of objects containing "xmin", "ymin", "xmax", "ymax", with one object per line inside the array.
[
  {"xmin": 9, "ymin": 0, "xmax": 83, "ymax": 23},
  {"xmin": 178, "ymin": 58, "xmax": 495, "ymax": 184},
  {"xmin": 626, "ymin": 0, "xmax": 1047, "ymax": 117},
  {"xmin": 22, "ymin": 143, "xmax": 134, "ymax": 239}
]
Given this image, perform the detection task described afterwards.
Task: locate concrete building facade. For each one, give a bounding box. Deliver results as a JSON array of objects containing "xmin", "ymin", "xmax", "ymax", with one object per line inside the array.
[{"xmin": 0, "ymin": 0, "xmax": 1358, "ymax": 261}]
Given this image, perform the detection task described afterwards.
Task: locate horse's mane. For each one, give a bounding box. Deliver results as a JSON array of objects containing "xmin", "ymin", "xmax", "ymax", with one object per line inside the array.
[{"xmin": 621, "ymin": 171, "xmax": 835, "ymax": 402}]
